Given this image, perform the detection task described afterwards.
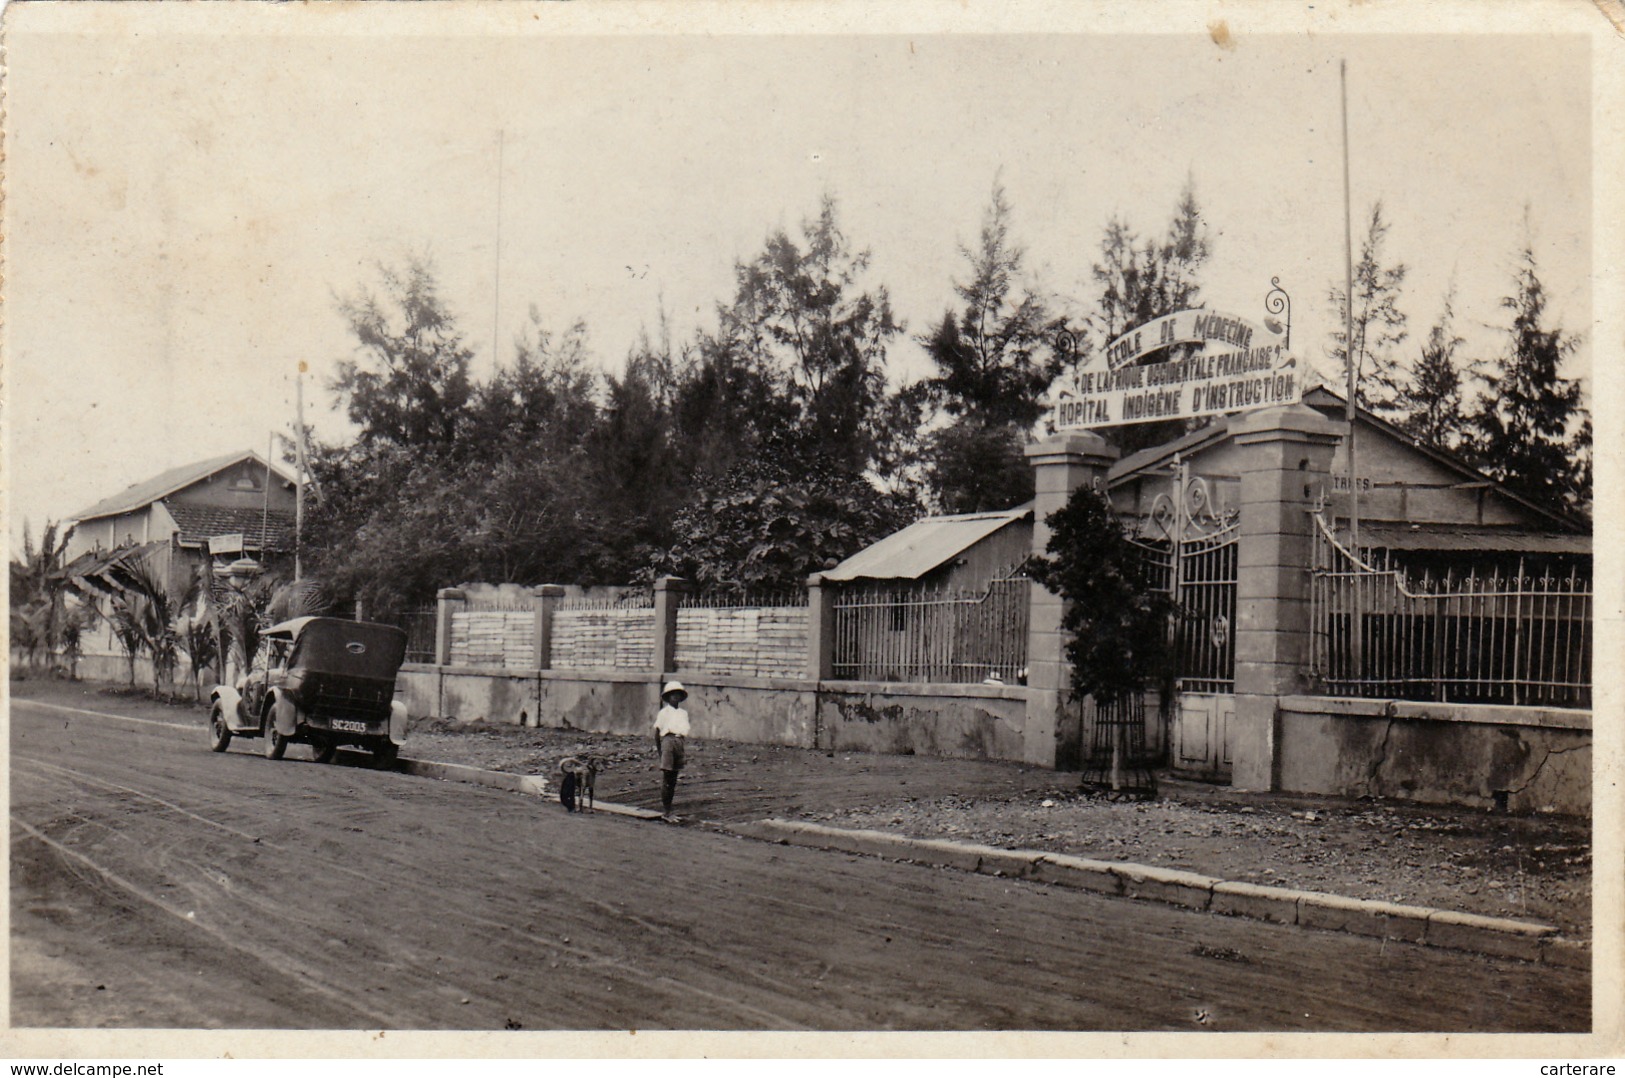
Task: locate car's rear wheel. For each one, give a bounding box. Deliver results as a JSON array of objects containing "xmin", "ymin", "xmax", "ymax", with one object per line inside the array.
[
  {"xmin": 209, "ymin": 704, "xmax": 232, "ymax": 753},
  {"xmin": 373, "ymin": 740, "xmax": 399, "ymax": 770},
  {"xmin": 263, "ymin": 717, "xmax": 288, "ymax": 760},
  {"xmin": 310, "ymin": 738, "xmax": 336, "ymax": 764}
]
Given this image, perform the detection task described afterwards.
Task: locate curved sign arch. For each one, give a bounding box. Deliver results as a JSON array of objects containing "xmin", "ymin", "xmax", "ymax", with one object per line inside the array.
[{"xmin": 1052, "ymin": 308, "xmax": 1301, "ymax": 430}]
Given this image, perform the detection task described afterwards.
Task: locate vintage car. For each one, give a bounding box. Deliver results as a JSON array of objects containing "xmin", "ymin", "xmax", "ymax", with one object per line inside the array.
[{"xmin": 208, "ymin": 616, "xmax": 409, "ymax": 766}]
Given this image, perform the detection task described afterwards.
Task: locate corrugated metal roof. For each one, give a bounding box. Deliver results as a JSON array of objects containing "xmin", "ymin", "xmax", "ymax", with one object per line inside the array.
[
  {"xmin": 822, "ymin": 505, "xmax": 1032, "ymax": 582},
  {"xmin": 67, "ymin": 450, "xmax": 296, "ymax": 525},
  {"xmin": 1355, "ymin": 524, "xmax": 1591, "ymax": 555}
]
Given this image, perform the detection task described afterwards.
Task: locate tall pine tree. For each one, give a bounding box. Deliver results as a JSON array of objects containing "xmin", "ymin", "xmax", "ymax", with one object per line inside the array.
[
  {"xmin": 1325, "ymin": 202, "xmax": 1409, "ymax": 419},
  {"xmin": 1072, "ymin": 180, "xmax": 1212, "ymax": 455},
  {"xmin": 1467, "ymin": 241, "xmax": 1590, "ymax": 515},
  {"xmin": 1398, "ymin": 288, "xmax": 1467, "ymax": 451},
  {"xmin": 914, "ymin": 182, "xmax": 1060, "ymax": 513}
]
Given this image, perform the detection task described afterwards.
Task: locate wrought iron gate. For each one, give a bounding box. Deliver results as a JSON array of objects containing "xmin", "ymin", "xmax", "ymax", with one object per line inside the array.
[{"xmin": 1129, "ymin": 460, "xmax": 1239, "ymax": 780}]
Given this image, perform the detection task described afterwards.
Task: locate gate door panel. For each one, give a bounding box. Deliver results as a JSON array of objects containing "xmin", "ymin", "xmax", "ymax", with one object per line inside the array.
[{"xmin": 1135, "ymin": 463, "xmax": 1239, "ymax": 781}]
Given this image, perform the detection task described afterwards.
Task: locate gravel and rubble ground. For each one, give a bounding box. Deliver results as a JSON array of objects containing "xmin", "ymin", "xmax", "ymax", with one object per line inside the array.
[{"xmin": 28, "ymin": 678, "xmax": 1590, "ymax": 941}]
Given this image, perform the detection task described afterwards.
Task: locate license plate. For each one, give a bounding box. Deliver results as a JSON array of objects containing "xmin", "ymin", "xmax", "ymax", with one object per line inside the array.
[{"xmin": 331, "ymin": 719, "xmax": 368, "ymax": 733}]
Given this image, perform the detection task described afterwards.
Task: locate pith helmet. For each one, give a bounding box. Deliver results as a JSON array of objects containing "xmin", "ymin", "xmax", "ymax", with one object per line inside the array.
[{"xmin": 662, "ymin": 681, "xmax": 687, "ymax": 701}]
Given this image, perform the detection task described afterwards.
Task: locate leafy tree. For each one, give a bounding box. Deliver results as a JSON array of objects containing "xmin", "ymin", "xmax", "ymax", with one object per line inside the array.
[
  {"xmin": 58, "ymin": 606, "xmax": 92, "ymax": 681},
  {"xmin": 1466, "ymin": 241, "xmax": 1590, "ymax": 514},
  {"xmin": 1028, "ymin": 484, "xmax": 1176, "ymax": 708},
  {"xmin": 108, "ymin": 600, "xmax": 146, "ymax": 688},
  {"xmin": 1073, "ymin": 181, "xmax": 1213, "ymax": 455},
  {"xmin": 913, "ymin": 183, "xmax": 1060, "ymax": 512},
  {"xmin": 585, "ymin": 323, "xmax": 688, "ymax": 576},
  {"xmin": 316, "ymin": 267, "xmax": 617, "ymax": 606},
  {"xmin": 653, "ymin": 453, "xmax": 911, "ymax": 594},
  {"xmin": 718, "ymin": 195, "xmax": 904, "ymax": 477},
  {"xmin": 1087, "ymin": 181, "xmax": 1211, "ymax": 346},
  {"xmin": 111, "ymin": 558, "xmax": 181, "ymax": 699},
  {"xmin": 9, "ymin": 520, "xmax": 73, "ymax": 671},
  {"xmin": 174, "ymin": 574, "xmax": 219, "ymax": 703},
  {"xmin": 461, "ymin": 306, "xmax": 599, "ymax": 452},
  {"xmin": 669, "ymin": 329, "xmax": 796, "ymax": 484},
  {"xmin": 921, "ymin": 422, "xmax": 1032, "ymax": 516},
  {"xmin": 208, "ymin": 568, "xmax": 281, "ymax": 685},
  {"xmin": 653, "ymin": 198, "xmax": 918, "ymax": 589},
  {"xmin": 919, "ymin": 184, "xmax": 1058, "ymax": 428},
  {"xmin": 1398, "ymin": 288, "xmax": 1467, "ymax": 451},
  {"xmin": 1325, "ymin": 202, "xmax": 1409, "ymax": 418},
  {"xmin": 332, "ymin": 255, "xmax": 475, "ymax": 448}
]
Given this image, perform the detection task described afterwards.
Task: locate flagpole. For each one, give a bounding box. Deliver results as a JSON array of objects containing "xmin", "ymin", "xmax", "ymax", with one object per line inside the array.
[
  {"xmin": 1341, "ymin": 58, "xmax": 1364, "ymax": 683},
  {"xmin": 262, "ymin": 430, "xmax": 273, "ymax": 568},
  {"xmin": 492, "ymin": 128, "xmax": 505, "ymax": 379},
  {"xmin": 295, "ymin": 369, "xmax": 306, "ymax": 582},
  {"xmin": 1341, "ymin": 59, "xmax": 1360, "ymax": 553}
]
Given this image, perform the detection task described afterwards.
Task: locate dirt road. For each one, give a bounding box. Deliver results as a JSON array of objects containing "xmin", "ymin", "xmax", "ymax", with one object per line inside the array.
[{"xmin": 10, "ymin": 695, "xmax": 1589, "ymax": 1032}]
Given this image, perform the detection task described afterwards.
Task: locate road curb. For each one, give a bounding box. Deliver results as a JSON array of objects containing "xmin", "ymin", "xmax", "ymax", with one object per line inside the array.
[
  {"xmin": 398, "ymin": 757, "xmax": 551, "ymax": 796},
  {"xmin": 732, "ymin": 818, "xmax": 1582, "ymax": 965},
  {"xmin": 393, "ymin": 756, "xmax": 1586, "ymax": 965}
]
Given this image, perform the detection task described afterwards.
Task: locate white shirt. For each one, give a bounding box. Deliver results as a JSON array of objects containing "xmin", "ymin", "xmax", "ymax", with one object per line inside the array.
[{"xmin": 656, "ymin": 704, "xmax": 690, "ymax": 738}]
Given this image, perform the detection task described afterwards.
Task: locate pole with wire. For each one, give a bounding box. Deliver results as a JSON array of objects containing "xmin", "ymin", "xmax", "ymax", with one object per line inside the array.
[
  {"xmin": 1341, "ymin": 58, "xmax": 1364, "ymax": 682},
  {"xmin": 1341, "ymin": 58, "xmax": 1360, "ymax": 552},
  {"xmin": 262, "ymin": 430, "xmax": 273, "ymax": 570},
  {"xmin": 491, "ymin": 128, "xmax": 505, "ymax": 379},
  {"xmin": 295, "ymin": 368, "xmax": 306, "ymax": 583}
]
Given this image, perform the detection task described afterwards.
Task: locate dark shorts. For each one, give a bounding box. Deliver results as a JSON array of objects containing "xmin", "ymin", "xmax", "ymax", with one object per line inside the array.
[{"xmin": 660, "ymin": 734, "xmax": 685, "ymax": 772}]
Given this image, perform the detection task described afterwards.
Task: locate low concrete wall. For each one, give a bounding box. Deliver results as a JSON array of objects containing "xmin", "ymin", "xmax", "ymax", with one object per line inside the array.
[
  {"xmin": 397, "ymin": 664, "xmax": 1015, "ymax": 757},
  {"xmin": 72, "ymin": 654, "xmax": 150, "ymax": 686},
  {"xmin": 819, "ymin": 681, "xmax": 1028, "ymax": 759},
  {"xmin": 1277, "ymin": 695, "xmax": 1590, "ymax": 815},
  {"xmin": 401, "ymin": 664, "xmax": 657, "ymax": 736}
]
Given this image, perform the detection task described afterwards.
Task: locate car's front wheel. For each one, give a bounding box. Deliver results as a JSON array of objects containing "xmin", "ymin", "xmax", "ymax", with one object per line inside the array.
[
  {"xmin": 310, "ymin": 738, "xmax": 336, "ymax": 764},
  {"xmin": 209, "ymin": 704, "xmax": 232, "ymax": 753}
]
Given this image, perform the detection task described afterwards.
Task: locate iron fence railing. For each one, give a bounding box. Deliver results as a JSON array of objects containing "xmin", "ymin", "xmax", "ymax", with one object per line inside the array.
[
  {"xmin": 832, "ymin": 577, "xmax": 1031, "ymax": 684},
  {"xmin": 678, "ymin": 589, "xmax": 808, "ymax": 609},
  {"xmin": 1310, "ymin": 514, "xmax": 1591, "ymax": 708},
  {"xmin": 558, "ymin": 590, "xmax": 654, "ymax": 611},
  {"xmin": 399, "ymin": 605, "xmax": 438, "ymax": 664}
]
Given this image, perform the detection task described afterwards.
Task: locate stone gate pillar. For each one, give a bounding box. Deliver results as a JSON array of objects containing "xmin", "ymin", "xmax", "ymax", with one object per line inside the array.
[
  {"xmin": 532, "ymin": 584, "xmax": 564, "ymax": 670},
  {"xmin": 1230, "ymin": 404, "xmax": 1344, "ymax": 791},
  {"xmin": 1023, "ymin": 431, "xmax": 1120, "ymax": 769},
  {"xmin": 805, "ymin": 573, "xmax": 835, "ymax": 682},
  {"xmin": 652, "ymin": 576, "xmax": 688, "ymax": 679},
  {"xmin": 435, "ymin": 587, "xmax": 465, "ymax": 667}
]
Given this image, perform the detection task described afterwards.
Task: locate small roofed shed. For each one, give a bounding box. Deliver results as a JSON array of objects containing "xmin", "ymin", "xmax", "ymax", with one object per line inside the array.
[
  {"xmin": 821, "ymin": 505, "xmax": 1036, "ymax": 685},
  {"xmin": 822, "ymin": 505, "xmax": 1034, "ymax": 591}
]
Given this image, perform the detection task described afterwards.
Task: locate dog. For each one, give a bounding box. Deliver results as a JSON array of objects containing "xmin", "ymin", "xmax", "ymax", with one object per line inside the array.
[{"xmin": 557, "ymin": 754, "xmax": 607, "ymax": 813}]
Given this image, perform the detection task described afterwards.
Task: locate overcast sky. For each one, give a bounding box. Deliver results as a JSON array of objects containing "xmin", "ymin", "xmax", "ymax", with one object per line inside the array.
[{"xmin": 4, "ymin": 2, "xmax": 1614, "ymax": 555}]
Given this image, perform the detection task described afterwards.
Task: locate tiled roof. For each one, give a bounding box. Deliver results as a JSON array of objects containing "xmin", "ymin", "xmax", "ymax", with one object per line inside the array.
[
  {"xmin": 67, "ymin": 450, "xmax": 297, "ymax": 524},
  {"xmin": 823, "ymin": 505, "xmax": 1033, "ymax": 582},
  {"xmin": 163, "ymin": 502, "xmax": 295, "ymax": 551}
]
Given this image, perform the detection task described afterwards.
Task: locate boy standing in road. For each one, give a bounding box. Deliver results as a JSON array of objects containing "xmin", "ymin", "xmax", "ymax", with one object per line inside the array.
[{"xmin": 654, "ymin": 681, "xmax": 690, "ymax": 822}]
